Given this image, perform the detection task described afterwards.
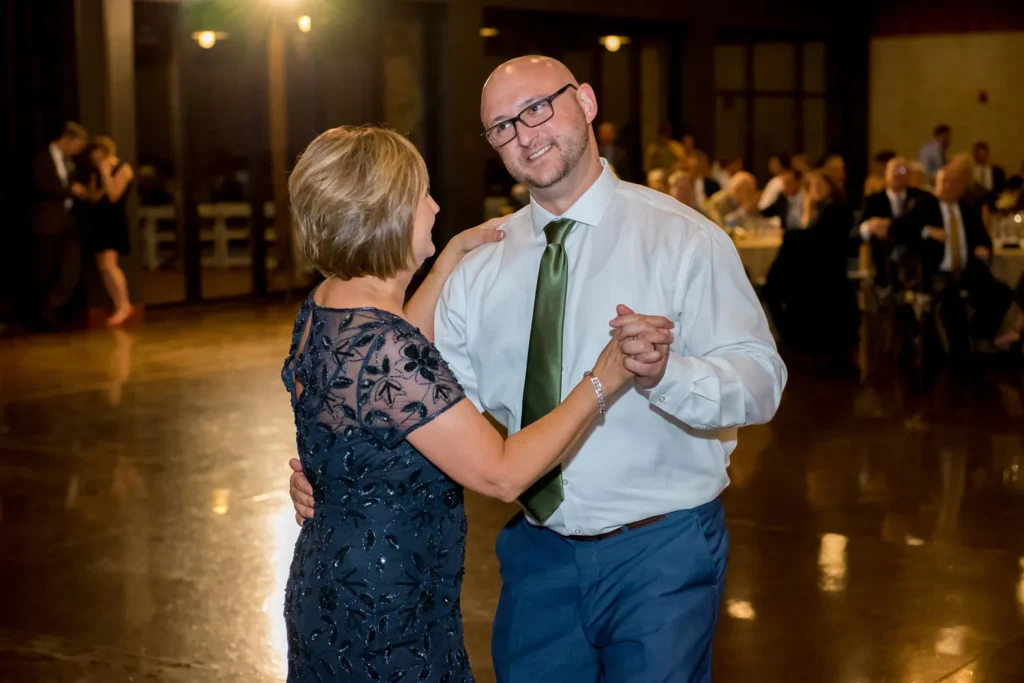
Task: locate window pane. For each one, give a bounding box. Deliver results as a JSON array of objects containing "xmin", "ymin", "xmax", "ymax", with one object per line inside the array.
[
  {"xmin": 601, "ymin": 45, "xmax": 631, "ymax": 132},
  {"xmin": 753, "ymin": 43, "xmax": 796, "ymax": 91},
  {"xmin": 803, "ymin": 42, "xmax": 826, "ymax": 93},
  {"xmin": 714, "ymin": 44, "xmax": 746, "ymax": 90},
  {"xmin": 754, "ymin": 97, "xmax": 796, "ymax": 184},
  {"xmin": 715, "ymin": 95, "xmax": 747, "ymax": 167},
  {"xmin": 641, "ymin": 39, "xmax": 669, "ymax": 153},
  {"xmin": 561, "ymin": 49, "xmax": 594, "ymax": 92},
  {"xmin": 803, "ymin": 98, "xmax": 826, "ymax": 165},
  {"xmin": 383, "ymin": 19, "xmax": 425, "ymax": 149},
  {"xmin": 134, "ymin": 0, "xmax": 184, "ymax": 305}
]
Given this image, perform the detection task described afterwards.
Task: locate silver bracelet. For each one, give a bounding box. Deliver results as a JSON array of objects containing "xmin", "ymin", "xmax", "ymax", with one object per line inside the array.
[{"xmin": 583, "ymin": 371, "xmax": 607, "ymax": 416}]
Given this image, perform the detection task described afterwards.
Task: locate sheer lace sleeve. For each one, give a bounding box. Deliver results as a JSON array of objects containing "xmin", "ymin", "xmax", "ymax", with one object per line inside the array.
[{"xmin": 358, "ymin": 321, "xmax": 466, "ymax": 448}]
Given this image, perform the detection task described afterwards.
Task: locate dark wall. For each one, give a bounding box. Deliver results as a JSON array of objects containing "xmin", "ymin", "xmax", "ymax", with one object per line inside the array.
[
  {"xmin": 871, "ymin": 0, "xmax": 1024, "ymax": 36},
  {"xmin": 0, "ymin": 0, "xmax": 81, "ymax": 320}
]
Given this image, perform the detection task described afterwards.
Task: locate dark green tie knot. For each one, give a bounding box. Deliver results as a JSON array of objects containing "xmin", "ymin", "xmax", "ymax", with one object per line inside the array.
[{"xmin": 544, "ymin": 218, "xmax": 574, "ymax": 246}]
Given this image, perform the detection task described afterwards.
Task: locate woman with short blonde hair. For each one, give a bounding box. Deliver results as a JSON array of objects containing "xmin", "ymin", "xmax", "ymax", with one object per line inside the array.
[{"xmin": 280, "ymin": 126, "xmax": 652, "ymax": 682}]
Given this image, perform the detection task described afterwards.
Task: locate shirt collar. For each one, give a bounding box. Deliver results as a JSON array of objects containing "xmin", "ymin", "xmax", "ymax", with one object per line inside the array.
[{"xmin": 530, "ymin": 158, "xmax": 619, "ymax": 235}]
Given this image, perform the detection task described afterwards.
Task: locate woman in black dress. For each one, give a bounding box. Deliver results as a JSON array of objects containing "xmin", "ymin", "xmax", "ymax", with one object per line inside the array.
[
  {"xmin": 765, "ymin": 170, "xmax": 858, "ymax": 361},
  {"xmin": 280, "ymin": 126, "xmax": 662, "ymax": 682},
  {"xmin": 86, "ymin": 136, "xmax": 135, "ymax": 327}
]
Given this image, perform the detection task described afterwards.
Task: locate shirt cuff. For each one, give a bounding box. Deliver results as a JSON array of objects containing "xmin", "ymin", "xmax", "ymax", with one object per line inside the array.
[
  {"xmin": 646, "ymin": 353, "xmax": 716, "ymax": 429},
  {"xmin": 859, "ymin": 221, "xmax": 872, "ymax": 241}
]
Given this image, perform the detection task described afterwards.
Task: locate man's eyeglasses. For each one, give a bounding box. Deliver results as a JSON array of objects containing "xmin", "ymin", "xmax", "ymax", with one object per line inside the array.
[{"xmin": 483, "ymin": 84, "xmax": 578, "ymax": 148}]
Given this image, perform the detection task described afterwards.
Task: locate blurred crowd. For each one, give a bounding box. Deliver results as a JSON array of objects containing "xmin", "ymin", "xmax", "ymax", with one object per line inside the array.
[{"xmin": 625, "ymin": 122, "xmax": 1024, "ymax": 370}]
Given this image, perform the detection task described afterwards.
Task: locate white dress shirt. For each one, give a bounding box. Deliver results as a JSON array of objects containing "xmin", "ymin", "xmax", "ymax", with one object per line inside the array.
[
  {"xmin": 758, "ymin": 175, "xmax": 785, "ymax": 211},
  {"xmin": 694, "ymin": 177, "xmax": 707, "ymax": 209},
  {"xmin": 49, "ymin": 142, "xmax": 72, "ymax": 210},
  {"xmin": 435, "ymin": 160, "xmax": 787, "ymax": 536},
  {"xmin": 859, "ymin": 189, "xmax": 906, "ymax": 241},
  {"xmin": 937, "ymin": 201, "xmax": 968, "ymax": 273},
  {"xmin": 974, "ymin": 164, "xmax": 993, "ymax": 191},
  {"xmin": 918, "ymin": 139, "xmax": 945, "ymax": 179},
  {"xmin": 785, "ymin": 191, "xmax": 804, "ymax": 230}
]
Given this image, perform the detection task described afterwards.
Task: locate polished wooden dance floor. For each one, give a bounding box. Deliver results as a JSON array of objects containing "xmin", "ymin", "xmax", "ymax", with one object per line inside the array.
[{"xmin": 1, "ymin": 301, "xmax": 1022, "ymax": 682}]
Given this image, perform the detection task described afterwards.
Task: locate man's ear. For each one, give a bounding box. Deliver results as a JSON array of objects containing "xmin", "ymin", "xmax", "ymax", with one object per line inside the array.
[{"xmin": 575, "ymin": 84, "xmax": 599, "ymax": 125}]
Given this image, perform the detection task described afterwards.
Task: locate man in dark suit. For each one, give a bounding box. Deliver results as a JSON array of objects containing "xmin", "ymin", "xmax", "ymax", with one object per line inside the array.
[
  {"xmin": 31, "ymin": 121, "xmax": 88, "ymax": 328},
  {"xmin": 760, "ymin": 166, "xmax": 803, "ymax": 230},
  {"xmin": 897, "ymin": 166, "xmax": 991, "ymax": 280},
  {"xmin": 893, "ymin": 166, "xmax": 994, "ymax": 357},
  {"xmin": 857, "ymin": 157, "xmax": 934, "ymax": 290},
  {"xmin": 972, "ymin": 141, "xmax": 1006, "ymax": 198}
]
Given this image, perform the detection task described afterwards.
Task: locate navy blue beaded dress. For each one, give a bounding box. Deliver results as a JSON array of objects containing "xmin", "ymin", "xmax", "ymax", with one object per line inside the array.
[{"xmin": 281, "ymin": 297, "xmax": 472, "ymax": 683}]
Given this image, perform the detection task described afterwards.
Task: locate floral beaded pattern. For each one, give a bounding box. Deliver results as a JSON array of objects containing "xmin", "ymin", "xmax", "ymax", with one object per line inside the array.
[{"xmin": 281, "ymin": 300, "xmax": 471, "ymax": 683}]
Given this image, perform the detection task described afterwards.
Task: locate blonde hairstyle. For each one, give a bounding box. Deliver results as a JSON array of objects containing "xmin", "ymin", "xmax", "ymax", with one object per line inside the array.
[
  {"xmin": 92, "ymin": 135, "xmax": 117, "ymax": 157},
  {"xmin": 289, "ymin": 126, "xmax": 428, "ymax": 281},
  {"xmin": 863, "ymin": 175, "xmax": 887, "ymax": 196}
]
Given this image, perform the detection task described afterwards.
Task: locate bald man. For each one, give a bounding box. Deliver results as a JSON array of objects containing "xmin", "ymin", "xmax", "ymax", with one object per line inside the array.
[
  {"xmin": 456, "ymin": 55, "xmax": 783, "ymax": 683},
  {"xmin": 858, "ymin": 157, "xmax": 934, "ymax": 291},
  {"xmin": 292, "ymin": 56, "xmax": 786, "ymax": 683},
  {"xmin": 703, "ymin": 171, "xmax": 760, "ymax": 229}
]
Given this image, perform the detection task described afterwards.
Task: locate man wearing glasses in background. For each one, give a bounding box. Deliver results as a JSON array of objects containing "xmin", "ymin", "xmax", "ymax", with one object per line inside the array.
[{"xmin": 291, "ymin": 55, "xmax": 786, "ymax": 682}]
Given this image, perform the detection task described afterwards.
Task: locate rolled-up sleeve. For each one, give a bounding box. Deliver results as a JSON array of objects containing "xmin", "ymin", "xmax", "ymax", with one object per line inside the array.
[
  {"xmin": 434, "ymin": 264, "xmax": 483, "ymax": 412},
  {"xmin": 647, "ymin": 226, "xmax": 787, "ymax": 429}
]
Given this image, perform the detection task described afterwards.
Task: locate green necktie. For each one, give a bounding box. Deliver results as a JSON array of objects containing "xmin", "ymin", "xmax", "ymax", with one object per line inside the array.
[{"xmin": 519, "ymin": 218, "xmax": 574, "ymax": 522}]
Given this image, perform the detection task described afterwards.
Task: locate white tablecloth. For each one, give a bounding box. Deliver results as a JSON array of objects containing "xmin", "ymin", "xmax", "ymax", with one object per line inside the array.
[
  {"xmin": 992, "ymin": 247, "xmax": 1024, "ymax": 288},
  {"xmin": 734, "ymin": 236, "xmax": 782, "ymax": 285}
]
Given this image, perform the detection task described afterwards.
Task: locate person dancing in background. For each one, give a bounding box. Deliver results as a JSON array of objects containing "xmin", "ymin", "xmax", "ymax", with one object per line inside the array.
[{"xmin": 85, "ymin": 135, "xmax": 135, "ymax": 327}]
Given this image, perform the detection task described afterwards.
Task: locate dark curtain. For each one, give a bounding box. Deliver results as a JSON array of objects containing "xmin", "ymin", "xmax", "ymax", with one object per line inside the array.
[{"xmin": 0, "ymin": 0, "xmax": 80, "ymax": 322}]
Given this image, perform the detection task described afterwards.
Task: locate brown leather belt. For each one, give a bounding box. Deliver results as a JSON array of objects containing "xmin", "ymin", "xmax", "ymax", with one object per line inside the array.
[{"xmin": 567, "ymin": 514, "xmax": 667, "ymax": 542}]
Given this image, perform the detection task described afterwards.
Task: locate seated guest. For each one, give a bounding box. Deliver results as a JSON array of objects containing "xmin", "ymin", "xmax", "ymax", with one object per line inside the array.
[
  {"xmin": 686, "ymin": 151, "xmax": 720, "ymax": 208},
  {"xmin": 681, "ymin": 131, "xmax": 696, "ymax": 156},
  {"xmin": 863, "ymin": 150, "xmax": 897, "ymax": 199},
  {"xmin": 765, "ymin": 171, "xmax": 858, "ymax": 359},
  {"xmin": 858, "ymin": 157, "xmax": 934, "ymax": 291},
  {"xmin": 643, "ymin": 121, "xmax": 686, "ymax": 173},
  {"xmin": 792, "ymin": 153, "xmax": 811, "ymax": 175},
  {"xmin": 703, "ymin": 171, "xmax": 759, "ymax": 228},
  {"xmin": 667, "ymin": 169, "xmax": 698, "ymax": 210},
  {"xmin": 972, "ymin": 141, "xmax": 1006, "ymax": 198},
  {"xmin": 948, "ymin": 153, "xmax": 990, "ymax": 215},
  {"xmin": 892, "ymin": 166, "xmax": 993, "ymax": 358},
  {"xmin": 758, "ymin": 155, "xmax": 792, "ymax": 212},
  {"xmin": 908, "ymin": 161, "xmax": 930, "ymax": 191},
  {"xmin": 713, "ymin": 156, "xmax": 743, "ymax": 188},
  {"xmin": 863, "ymin": 175, "xmax": 887, "ymax": 197},
  {"xmin": 597, "ymin": 121, "xmax": 631, "ymax": 182},
  {"xmin": 893, "ymin": 166, "xmax": 990, "ymax": 280},
  {"xmin": 760, "ymin": 165, "xmax": 804, "ymax": 230},
  {"xmin": 823, "ymin": 154, "xmax": 847, "ymax": 198},
  {"xmin": 996, "ymin": 175, "xmax": 1023, "ymax": 211},
  {"xmin": 646, "ymin": 168, "xmax": 669, "ymax": 194}
]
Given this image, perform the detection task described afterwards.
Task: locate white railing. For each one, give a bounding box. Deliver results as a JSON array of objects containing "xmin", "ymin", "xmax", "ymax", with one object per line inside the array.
[{"xmin": 138, "ymin": 202, "xmax": 280, "ymax": 271}]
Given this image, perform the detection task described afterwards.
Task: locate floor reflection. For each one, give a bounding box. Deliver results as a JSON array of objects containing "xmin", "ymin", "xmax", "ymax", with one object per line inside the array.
[{"xmin": 0, "ymin": 304, "xmax": 1022, "ymax": 682}]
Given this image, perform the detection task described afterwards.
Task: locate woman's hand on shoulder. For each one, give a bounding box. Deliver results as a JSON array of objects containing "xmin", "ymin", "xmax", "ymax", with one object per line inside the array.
[{"xmin": 448, "ymin": 217, "xmax": 507, "ymax": 260}]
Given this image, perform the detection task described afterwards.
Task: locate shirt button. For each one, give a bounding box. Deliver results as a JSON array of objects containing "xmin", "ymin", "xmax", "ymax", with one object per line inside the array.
[
  {"xmin": 574, "ymin": 529, "xmax": 583, "ymax": 535},
  {"xmin": 563, "ymin": 479, "xmax": 570, "ymax": 487},
  {"xmin": 658, "ymin": 396, "xmax": 667, "ymax": 403}
]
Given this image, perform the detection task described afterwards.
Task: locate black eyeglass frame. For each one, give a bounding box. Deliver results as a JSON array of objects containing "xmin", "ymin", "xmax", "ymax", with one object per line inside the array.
[{"xmin": 481, "ymin": 83, "xmax": 578, "ymax": 148}]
